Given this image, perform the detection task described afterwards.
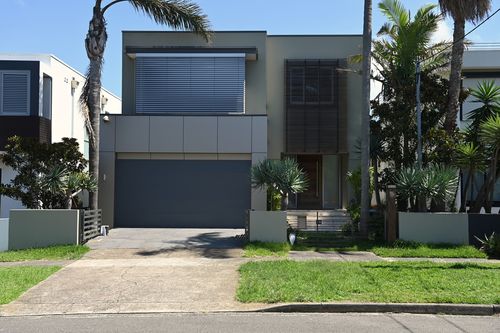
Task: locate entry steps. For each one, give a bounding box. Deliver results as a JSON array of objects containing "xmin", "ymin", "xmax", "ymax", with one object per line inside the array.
[{"xmin": 287, "ymin": 210, "xmax": 352, "ymax": 232}]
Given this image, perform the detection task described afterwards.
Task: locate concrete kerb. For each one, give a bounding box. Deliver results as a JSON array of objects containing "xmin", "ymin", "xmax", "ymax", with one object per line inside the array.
[
  {"xmin": 1, "ymin": 304, "xmax": 498, "ymax": 318},
  {"xmin": 258, "ymin": 303, "xmax": 500, "ymax": 316}
]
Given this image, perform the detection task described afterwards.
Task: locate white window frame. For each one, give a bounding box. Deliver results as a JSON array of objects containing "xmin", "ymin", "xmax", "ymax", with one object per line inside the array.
[{"xmin": 0, "ymin": 70, "xmax": 31, "ymax": 116}]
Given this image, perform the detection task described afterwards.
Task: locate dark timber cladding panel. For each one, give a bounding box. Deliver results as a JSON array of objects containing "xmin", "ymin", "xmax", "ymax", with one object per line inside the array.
[
  {"xmin": 115, "ymin": 160, "xmax": 251, "ymax": 228},
  {"xmin": 285, "ymin": 59, "xmax": 347, "ymax": 154},
  {"xmin": 0, "ymin": 116, "xmax": 51, "ymax": 149}
]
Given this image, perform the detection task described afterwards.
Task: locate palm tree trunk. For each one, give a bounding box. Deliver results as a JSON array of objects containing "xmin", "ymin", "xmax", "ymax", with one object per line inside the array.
[
  {"xmin": 360, "ymin": 0, "xmax": 372, "ymax": 237},
  {"xmin": 470, "ymin": 158, "xmax": 500, "ymax": 213},
  {"xmin": 460, "ymin": 170, "xmax": 472, "ymax": 212},
  {"xmin": 84, "ymin": 2, "xmax": 107, "ymax": 210},
  {"xmin": 444, "ymin": 19, "xmax": 465, "ymax": 133},
  {"xmin": 372, "ymin": 157, "xmax": 382, "ymax": 211},
  {"xmin": 484, "ymin": 148, "xmax": 499, "ymax": 213}
]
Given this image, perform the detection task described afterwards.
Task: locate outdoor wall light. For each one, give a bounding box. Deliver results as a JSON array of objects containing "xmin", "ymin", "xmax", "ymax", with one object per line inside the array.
[{"xmin": 103, "ymin": 111, "xmax": 111, "ymax": 123}]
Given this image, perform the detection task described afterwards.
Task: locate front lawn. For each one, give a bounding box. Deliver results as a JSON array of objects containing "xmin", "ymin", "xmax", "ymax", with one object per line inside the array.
[
  {"xmin": 0, "ymin": 245, "xmax": 89, "ymax": 262},
  {"xmin": 370, "ymin": 241, "xmax": 486, "ymax": 258},
  {"xmin": 0, "ymin": 266, "xmax": 60, "ymax": 304},
  {"xmin": 244, "ymin": 242, "xmax": 291, "ymax": 257},
  {"xmin": 237, "ymin": 261, "xmax": 500, "ymax": 304}
]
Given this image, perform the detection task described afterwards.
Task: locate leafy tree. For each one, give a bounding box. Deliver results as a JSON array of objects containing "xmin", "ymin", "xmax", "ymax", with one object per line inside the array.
[
  {"xmin": 81, "ymin": 0, "xmax": 211, "ymax": 210},
  {"xmin": 251, "ymin": 159, "xmax": 308, "ymax": 211},
  {"xmin": 439, "ymin": 0, "xmax": 491, "ymax": 133},
  {"xmin": 367, "ymin": 0, "xmax": 467, "ymax": 210},
  {"xmin": 0, "ymin": 137, "xmax": 87, "ymax": 209}
]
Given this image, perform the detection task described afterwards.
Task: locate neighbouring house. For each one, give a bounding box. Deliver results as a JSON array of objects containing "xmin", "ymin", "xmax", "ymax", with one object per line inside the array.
[
  {"xmin": 459, "ymin": 44, "xmax": 500, "ymax": 210},
  {"xmin": 0, "ymin": 54, "xmax": 121, "ymax": 218},
  {"xmin": 98, "ymin": 31, "xmax": 363, "ymax": 229}
]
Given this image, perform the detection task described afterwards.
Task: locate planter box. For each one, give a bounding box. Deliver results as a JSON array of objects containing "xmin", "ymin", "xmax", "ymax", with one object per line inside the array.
[
  {"xmin": 398, "ymin": 212, "xmax": 469, "ymax": 245},
  {"xmin": 8, "ymin": 209, "xmax": 81, "ymax": 250},
  {"xmin": 249, "ymin": 211, "xmax": 287, "ymax": 243},
  {"xmin": 468, "ymin": 214, "xmax": 500, "ymax": 247},
  {"xmin": 0, "ymin": 218, "xmax": 8, "ymax": 252}
]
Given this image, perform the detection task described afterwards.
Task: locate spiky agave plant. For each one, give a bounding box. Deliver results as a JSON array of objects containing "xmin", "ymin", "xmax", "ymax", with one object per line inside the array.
[{"xmin": 251, "ymin": 158, "xmax": 308, "ymax": 211}]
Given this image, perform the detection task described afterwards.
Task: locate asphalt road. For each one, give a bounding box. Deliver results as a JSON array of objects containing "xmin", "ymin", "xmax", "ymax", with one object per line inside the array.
[{"xmin": 0, "ymin": 313, "xmax": 498, "ymax": 333}]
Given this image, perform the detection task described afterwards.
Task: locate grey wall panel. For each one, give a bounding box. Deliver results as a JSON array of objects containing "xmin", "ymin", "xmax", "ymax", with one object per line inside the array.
[
  {"xmin": 149, "ymin": 116, "xmax": 183, "ymax": 152},
  {"xmin": 99, "ymin": 152, "xmax": 115, "ymax": 227},
  {"xmin": 100, "ymin": 119, "xmax": 115, "ymax": 152},
  {"xmin": 115, "ymin": 159, "xmax": 251, "ymax": 228},
  {"xmin": 115, "ymin": 116, "xmax": 149, "ymax": 152},
  {"xmin": 183, "ymin": 117, "xmax": 217, "ymax": 153},
  {"xmin": 217, "ymin": 117, "xmax": 252, "ymax": 153},
  {"xmin": 252, "ymin": 116, "xmax": 267, "ymax": 153}
]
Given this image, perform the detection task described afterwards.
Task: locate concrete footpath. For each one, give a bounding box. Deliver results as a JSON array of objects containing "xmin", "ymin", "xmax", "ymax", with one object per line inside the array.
[{"xmin": 0, "ymin": 254, "xmax": 264, "ymax": 316}]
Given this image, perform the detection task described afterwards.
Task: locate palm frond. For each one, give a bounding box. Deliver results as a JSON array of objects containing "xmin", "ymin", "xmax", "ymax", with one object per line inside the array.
[
  {"xmin": 439, "ymin": 0, "xmax": 491, "ymax": 23},
  {"xmin": 120, "ymin": 0, "xmax": 211, "ymax": 41}
]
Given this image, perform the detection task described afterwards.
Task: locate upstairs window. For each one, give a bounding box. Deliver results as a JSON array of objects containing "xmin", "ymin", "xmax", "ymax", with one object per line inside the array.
[
  {"xmin": 288, "ymin": 62, "xmax": 335, "ymax": 105},
  {"xmin": 135, "ymin": 54, "xmax": 245, "ymax": 113},
  {"xmin": 0, "ymin": 70, "xmax": 30, "ymax": 115}
]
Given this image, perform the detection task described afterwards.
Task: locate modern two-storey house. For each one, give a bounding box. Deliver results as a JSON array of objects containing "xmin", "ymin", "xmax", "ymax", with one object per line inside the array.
[
  {"xmin": 98, "ymin": 31, "xmax": 363, "ymax": 228},
  {"xmin": 0, "ymin": 54, "xmax": 121, "ymax": 218}
]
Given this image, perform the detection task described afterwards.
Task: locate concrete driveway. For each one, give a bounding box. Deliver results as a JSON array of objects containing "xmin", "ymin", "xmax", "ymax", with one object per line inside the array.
[{"xmin": 1, "ymin": 228, "xmax": 260, "ymax": 316}]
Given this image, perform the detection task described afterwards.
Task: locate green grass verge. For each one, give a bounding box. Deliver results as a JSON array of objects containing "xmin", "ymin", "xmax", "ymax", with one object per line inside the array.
[
  {"xmin": 0, "ymin": 245, "xmax": 89, "ymax": 262},
  {"xmin": 0, "ymin": 266, "xmax": 60, "ymax": 304},
  {"xmin": 370, "ymin": 242, "xmax": 487, "ymax": 258},
  {"xmin": 237, "ymin": 260, "xmax": 500, "ymax": 304},
  {"xmin": 244, "ymin": 242, "xmax": 291, "ymax": 257}
]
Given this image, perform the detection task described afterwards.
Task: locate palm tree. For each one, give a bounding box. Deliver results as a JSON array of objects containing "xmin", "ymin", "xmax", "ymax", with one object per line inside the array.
[
  {"xmin": 81, "ymin": 0, "xmax": 211, "ymax": 210},
  {"xmin": 373, "ymin": 0, "xmax": 450, "ymax": 90},
  {"xmin": 251, "ymin": 159, "xmax": 308, "ymax": 211},
  {"xmin": 454, "ymin": 142, "xmax": 485, "ymax": 212},
  {"xmin": 360, "ymin": 0, "xmax": 372, "ymax": 237},
  {"xmin": 439, "ymin": 0, "xmax": 491, "ymax": 133}
]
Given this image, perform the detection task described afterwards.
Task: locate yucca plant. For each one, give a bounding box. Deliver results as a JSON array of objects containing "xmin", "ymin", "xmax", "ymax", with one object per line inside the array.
[
  {"xmin": 42, "ymin": 166, "xmax": 97, "ymax": 209},
  {"xmin": 395, "ymin": 165, "xmax": 458, "ymax": 212},
  {"xmin": 251, "ymin": 158, "xmax": 308, "ymax": 211},
  {"xmin": 465, "ymin": 81, "xmax": 500, "ymax": 143}
]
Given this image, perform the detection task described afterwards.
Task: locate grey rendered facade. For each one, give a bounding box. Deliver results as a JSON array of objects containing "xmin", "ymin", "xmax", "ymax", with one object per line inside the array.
[{"xmin": 99, "ymin": 31, "xmax": 363, "ymax": 228}]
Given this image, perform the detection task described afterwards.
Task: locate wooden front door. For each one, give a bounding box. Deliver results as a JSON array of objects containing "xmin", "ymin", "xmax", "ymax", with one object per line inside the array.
[{"xmin": 297, "ymin": 155, "xmax": 322, "ymax": 209}]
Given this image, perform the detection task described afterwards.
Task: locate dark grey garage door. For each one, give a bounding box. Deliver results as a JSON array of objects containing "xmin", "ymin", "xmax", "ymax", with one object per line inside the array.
[{"xmin": 115, "ymin": 159, "xmax": 251, "ymax": 228}]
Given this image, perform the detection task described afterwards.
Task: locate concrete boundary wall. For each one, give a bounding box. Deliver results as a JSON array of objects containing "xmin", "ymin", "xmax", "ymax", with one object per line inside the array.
[
  {"xmin": 249, "ymin": 211, "xmax": 287, "ymax": 243},
  {"xmin": 0, "ymin": 218, "xmax": 8, "ymax": 252},
  {"xmin": 8, "ymin": 210, "xmax": 80, "ymax": 250},
  {"xmin": 399, "ymin": 213, "xmax": 469, "ymax": 245}
]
